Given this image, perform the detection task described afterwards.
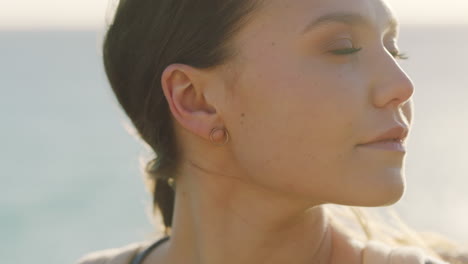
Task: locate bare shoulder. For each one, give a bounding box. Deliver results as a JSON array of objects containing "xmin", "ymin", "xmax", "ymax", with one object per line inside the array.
[
  {"xmin": 436, "ymin": 250, "xmax": 468, "ymax": 264},
  {"xmin": 388, "ymin": 244, "xmax": 451, "ymax": 264},
  {"xmin": 362, "ymin": 240, "xmax": 451, "ymax": 264},
  {"xmin": 74, "ymin": 241, "xmax": 148, "ymax": 264}
]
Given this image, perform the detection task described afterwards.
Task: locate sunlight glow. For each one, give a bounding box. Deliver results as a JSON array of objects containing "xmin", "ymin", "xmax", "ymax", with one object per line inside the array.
[{"xmin": 0, "ymin": 0, "xmax": 467, "ymax": 30}]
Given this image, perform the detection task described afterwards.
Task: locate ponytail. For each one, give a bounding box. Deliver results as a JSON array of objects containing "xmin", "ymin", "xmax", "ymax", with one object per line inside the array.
[
  {"xmin": 144, "ymin": 149, "xmax": 178, "ymax": 235},
  {"xmin": 102, "ymin": 0, "xmax": 263, "ymax": 237}
]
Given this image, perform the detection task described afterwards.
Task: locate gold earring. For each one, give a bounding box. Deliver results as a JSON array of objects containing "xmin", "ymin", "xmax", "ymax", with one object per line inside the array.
[{"xmin": 209, "ymin": 127, "xmax": 230, "ymax": 146}]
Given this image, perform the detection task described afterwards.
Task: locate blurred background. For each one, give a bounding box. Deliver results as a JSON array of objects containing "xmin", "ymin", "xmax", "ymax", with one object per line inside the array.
[{"xmin": 1, "ymin": 0, "xmax": 467, "ymax": 263}]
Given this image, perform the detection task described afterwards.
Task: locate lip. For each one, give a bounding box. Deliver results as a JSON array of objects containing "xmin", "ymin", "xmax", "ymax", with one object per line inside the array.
[
  {"xmin": 357, "ymin": 139, "xmax": 406, "ymax": 152},
  {"xmin": 357, "ymin": 125, "xmax": 409, "ymax": 152}
]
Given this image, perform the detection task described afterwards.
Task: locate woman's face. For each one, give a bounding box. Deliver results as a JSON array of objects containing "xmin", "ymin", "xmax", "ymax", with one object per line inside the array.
[{"xmin": 218, "ymin": 0, "xmax": 414, "ymax": 206}]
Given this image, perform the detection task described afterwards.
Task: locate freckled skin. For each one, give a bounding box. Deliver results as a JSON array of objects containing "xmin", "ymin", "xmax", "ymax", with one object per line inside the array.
[
  {"xmin": 214, "ymin": 0, "xmax": 414, "ymax": 206},
  {"xmin": 158, "ymin": 0, "xmax": 415, "ymax": 264}
]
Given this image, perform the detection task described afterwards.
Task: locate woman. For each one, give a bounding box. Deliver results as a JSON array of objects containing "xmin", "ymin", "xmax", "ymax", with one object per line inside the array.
[{"xmin": 76, "ymin": 0, "xmax": 466, "ymax": 263}]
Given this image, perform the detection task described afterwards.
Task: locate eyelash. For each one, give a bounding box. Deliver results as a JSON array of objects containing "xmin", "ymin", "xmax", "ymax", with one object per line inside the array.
[
  {"xmin": 330, "ymin": 47, "xmax": 409, "ymax": 60},
  {"xmin": 389, "ymin": 50, "xmax": 409, "ymax": 60},
  {"xmin": 330, "ymin": 47, "xmax": 363, "ymax": 55}
]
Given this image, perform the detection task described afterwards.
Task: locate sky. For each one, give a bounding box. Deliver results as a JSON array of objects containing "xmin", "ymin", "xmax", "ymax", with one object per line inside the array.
[{"xmin": 0, "ymin": 0, "xmax": 467, "ymax": 30}]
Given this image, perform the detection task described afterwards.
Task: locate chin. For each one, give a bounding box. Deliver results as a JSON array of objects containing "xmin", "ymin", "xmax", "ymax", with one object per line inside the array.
[
  {"xmin": 342, "ymin": 175, "xmax": 406, "ymax": 207},
  {"xmin": 364, "ymin": 180, "xmax": 406, "ymax": 207}
]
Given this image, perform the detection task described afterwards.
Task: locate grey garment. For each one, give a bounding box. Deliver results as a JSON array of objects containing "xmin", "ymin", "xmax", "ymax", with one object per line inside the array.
[{"xmin": 130, "ymin": 236, "xmax": 170, "ymax": 264}]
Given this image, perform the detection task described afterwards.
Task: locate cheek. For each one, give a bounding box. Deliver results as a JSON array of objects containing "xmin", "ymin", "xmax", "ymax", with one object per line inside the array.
[
  {"xmin": 262, "ymin": 63, "xmax": 362, "ymax": 153},
  {"xmin": 402, "ymin": 99, "xmax": 413, "ymax": 125},
  {"xmin": 228, "ymin": 58, "xmax": 364, "ymax": 195}
]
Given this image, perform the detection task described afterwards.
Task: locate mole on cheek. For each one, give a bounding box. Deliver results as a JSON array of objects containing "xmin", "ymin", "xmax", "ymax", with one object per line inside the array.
[{"xmin": 240, "ymin": 113, "xmax": 245, "ymax": 125}]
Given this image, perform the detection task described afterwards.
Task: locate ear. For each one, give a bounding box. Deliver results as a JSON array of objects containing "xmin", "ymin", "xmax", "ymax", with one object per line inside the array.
[{"xmin": 161, "ymin": 63, "xmax": 224, "ymax": 144}]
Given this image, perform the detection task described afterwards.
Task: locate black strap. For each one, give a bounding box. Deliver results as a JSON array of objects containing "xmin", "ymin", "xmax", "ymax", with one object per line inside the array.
[{"xmin": 130, "ymin": 236, "xmax": 170, "ymax": 264}]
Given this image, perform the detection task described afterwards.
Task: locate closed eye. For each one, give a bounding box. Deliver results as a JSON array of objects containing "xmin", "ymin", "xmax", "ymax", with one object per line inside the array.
[
  {"xmin": 328, "ymin": 47, "xmax": 408, "ymax": 60},
  {"xmin": 330, "ymin": 47, "xmax": 363, "ymax": 55},
  {"xmin": 330, "ymin": 44, "xmax": 409, "ymax": 60}
]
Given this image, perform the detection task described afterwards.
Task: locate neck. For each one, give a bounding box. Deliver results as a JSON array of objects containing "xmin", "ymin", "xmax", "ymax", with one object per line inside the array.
[{"xmin": 163, "ymin": 166, "xmax": 336, "ymax": 264}]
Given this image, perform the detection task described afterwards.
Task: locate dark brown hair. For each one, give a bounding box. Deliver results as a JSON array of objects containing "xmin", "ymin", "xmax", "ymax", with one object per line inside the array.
[
  {"xmin": 100, "ymin": 3, "xmax": 468, "ymax": 263},
  {"xmin": 102, "ymin": 0, "xmax": 263, "ymax": 235}
]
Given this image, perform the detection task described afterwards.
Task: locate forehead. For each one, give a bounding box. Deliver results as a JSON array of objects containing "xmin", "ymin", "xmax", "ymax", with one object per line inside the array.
[
  {"xmin": 368, "ymin": 0, "xmax": 398, "ymax": 32},
  {"xmin": 225, "ymin": 0, "xmax": 398, "ymax": 70},
  {"xmin": 244, "ymin": 0, "xmax": 397, "ymax": 36}
]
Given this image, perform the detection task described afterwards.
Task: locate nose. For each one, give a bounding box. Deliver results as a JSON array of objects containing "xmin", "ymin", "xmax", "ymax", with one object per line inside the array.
[{"xmin": 371, "ymin": 49, "xmax": 415, "ymax": 109}]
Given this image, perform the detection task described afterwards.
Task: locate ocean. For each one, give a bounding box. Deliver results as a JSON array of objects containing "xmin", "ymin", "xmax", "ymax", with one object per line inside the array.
[{"xmin": 1, "ymin": 24, "xmax": 467, "ymax": 264}]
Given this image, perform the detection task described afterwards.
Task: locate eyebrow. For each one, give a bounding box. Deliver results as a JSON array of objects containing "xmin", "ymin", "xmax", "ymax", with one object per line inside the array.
[{"xmin": 301, "ymin": 12, "xmax": 398, "ymax": 35}]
